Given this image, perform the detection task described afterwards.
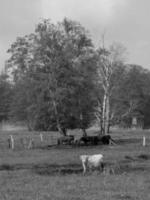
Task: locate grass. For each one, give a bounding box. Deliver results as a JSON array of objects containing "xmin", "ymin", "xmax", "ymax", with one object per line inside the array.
[{"xmin": 0, "ymin": 129, "xmax": 150, "ymax": 199}]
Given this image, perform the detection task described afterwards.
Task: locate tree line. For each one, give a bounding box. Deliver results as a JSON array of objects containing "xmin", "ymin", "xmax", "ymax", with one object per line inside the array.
[{"xmin": 1, "ymin": 18, "xmax": 150, "ymax": 135}]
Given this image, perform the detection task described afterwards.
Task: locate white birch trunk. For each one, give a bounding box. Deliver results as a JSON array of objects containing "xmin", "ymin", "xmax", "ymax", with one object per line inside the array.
[{"xmin": 102, "ymin": 94, "xmax": 106, "ymax": 134}]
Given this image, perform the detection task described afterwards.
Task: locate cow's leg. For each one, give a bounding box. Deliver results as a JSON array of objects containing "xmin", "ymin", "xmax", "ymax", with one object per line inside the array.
[
  {"xmin": 82, "ymin": 161, "xmax": 86, "ymax": 175},
  {"xmin": 88, "ymin": 165, "xmax": 93, "ymax": 174},
  {"xmin": 99, "ymin": 162, "xmax": 104, "ymax": 173}
]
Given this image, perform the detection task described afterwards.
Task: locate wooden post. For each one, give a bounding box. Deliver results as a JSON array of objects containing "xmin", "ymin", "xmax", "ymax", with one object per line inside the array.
[
  {"xmin": 143, "ymin": 136, "xmax": 146, "ymax": 147},
  {"xmin": 10, "ymin": 135, "xmax": 14, "ymax": 149},
  {"xmin": 40, "ymin": 134, "xmax": 43, "ymax": 142},
  {"xmin": 28, "ymin": 138, "xmax": 34, "ymax": 149}
]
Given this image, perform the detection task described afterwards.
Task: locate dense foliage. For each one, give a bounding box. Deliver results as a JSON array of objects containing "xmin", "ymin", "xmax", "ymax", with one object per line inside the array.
[
  {"xmin": 0, "ymin": 73, "xmax": 12, "ymax": 122},
  {"xmin": 6, "ymin": 19, "xmax": 97, "ymax": 134},
  {"xmin": 1, "ymin": 18, "xmax": 150, "ymax": 134}
]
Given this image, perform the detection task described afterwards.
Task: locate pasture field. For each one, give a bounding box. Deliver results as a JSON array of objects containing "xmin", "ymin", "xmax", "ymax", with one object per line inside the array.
[{"xmin": 0, "ymin": 129, "xmax": 150, "ymax": 200}]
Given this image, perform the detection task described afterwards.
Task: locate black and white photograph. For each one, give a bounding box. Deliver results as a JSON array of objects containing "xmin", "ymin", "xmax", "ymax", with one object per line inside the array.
[{"xmin": 0, "ymin": 0, "xmax": 150, "ymax": 199}]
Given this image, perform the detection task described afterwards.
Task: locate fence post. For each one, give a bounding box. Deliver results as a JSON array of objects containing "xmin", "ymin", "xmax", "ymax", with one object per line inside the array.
[
  {"xmin": 10, "ymin": 135, "xmax": 14, "ymax": 149},
  {"xmin": 28, "ymin": 138, "xmax": 34, "ymax": 149},
  {"xmin": 40, "ymin": 134, "xmax": 43, "ymax": 142},
  {"xmin": 143, "ymin": 136, "xmax": 146, "ymax": 147}
]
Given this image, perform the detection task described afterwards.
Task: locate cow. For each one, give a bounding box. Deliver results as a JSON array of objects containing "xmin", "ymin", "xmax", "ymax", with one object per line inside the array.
[
  {"xmin": 57, "ymin": 135, "xmax": 74, "ymax": 145},
  {"xmin": 78, "ymin": 135, "xmax": 116, "ymax": 146},
  {"xmin": 79, "ymin": 136, "xmax": 100, "ymax": 145},
  {"xmin": 80, "ymin": 154, "xmax": 104, "ymax": 174},
  {"xmin": 100, "ymin": 135, "xmax": 112, "ymax": 145}
]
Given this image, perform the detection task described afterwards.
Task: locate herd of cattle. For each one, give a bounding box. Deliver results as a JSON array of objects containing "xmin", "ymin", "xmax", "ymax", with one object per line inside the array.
[
  {"xmin": 57, "ymin": 134, "xmax": 116, "ymax": 146},
  {"xmin": 7, "ymin": 133, "xmax": 115, "ymax": 174},
  {"xmin": 57, "ymin": 134, "xmax": 116, "ymax": 174}
]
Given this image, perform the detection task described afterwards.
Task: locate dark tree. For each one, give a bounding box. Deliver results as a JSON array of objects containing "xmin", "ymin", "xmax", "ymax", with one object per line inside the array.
[{"xmin": 6, "ymin": 18, "xmax": 97, "ymax": 134}]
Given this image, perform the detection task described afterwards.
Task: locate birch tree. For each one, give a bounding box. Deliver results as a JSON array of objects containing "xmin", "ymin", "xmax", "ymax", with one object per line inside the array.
[{"xmin": 96, "ymin": 43, "xmax": 126, "ymax": 134}]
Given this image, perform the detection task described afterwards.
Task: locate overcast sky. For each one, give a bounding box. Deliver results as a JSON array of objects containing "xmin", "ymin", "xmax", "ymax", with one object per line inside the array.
[{"xmin": 1, "ymin": 0, "xmax": 150, "ymax": 70}]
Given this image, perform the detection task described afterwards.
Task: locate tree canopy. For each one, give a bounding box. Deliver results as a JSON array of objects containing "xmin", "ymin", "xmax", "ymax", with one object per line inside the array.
[
  {"xmin": 6, "ymin": 18, "xmax": 97, "ymax": 134},
  {"xmin": 2, "ymin": 18, "xmax": 150, "ymax": 134}
]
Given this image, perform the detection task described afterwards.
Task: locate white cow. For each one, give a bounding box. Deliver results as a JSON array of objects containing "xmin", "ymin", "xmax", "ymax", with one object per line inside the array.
[{"xmin": 80, "ymin": 154, "xmax": 104, "ymax": 174}]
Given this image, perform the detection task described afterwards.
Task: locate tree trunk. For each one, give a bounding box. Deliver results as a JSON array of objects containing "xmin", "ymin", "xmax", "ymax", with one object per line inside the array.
[
  {"xmin": 101, "ymin": 93, "xmax": 110, "ymax": 135},
  {"xmin": 56, "ymin": 119, "xmax": 67, "ymax": 136},
  {"xmin": 98, "ymin": 118, "xmax": 103, "ymax": 135},
  {"xmin": 26, "ymin": 119, "xmax": 33, "ymax": 131},
  {"xmin": 82, "ymin": 128, "xmax": 87, "ymax": 137},
  {"xmin": 52, "ymin": 99, "xmax": 67, "ymax": 136},
  {"xmin": 102, "ymin": 94, "xmax": 106, "ymax": 135},
  {"xmin": 105, "ymin": 95, "xmax": 110, "ymax": 134}
]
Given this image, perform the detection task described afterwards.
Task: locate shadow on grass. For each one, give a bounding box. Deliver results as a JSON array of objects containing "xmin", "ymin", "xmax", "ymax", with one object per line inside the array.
[
  {"xmin": 0, "ymin": 163, "xmax": 33, "ymax": 171},
  {"xmin": 0, "ymin": 162, "xmax": 83, "ymax": 175},
  {"xmin": 115, "ymin": 138, "xmax": 140, "ymax": 145},
  {"xmin": 42, "ymin": 144, "xmax": 105, "ymax": 150},
  {"xmin": 137, "ymin": 154, "xmax": 150, "ymax": 160},
  {"xmin": 103, "ymin": 154, "xmax": 150, "ymax": 175},
  {"xmin": 32, "ymin": 163, "xmax": 83, "ymax": 176},
  {"xmin": 0, "ymin": 161, "xmax": 149, "ymax": 176}
]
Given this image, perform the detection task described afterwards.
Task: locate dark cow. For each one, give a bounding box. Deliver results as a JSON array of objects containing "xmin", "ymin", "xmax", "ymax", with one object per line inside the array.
[
  {"xmin": 78, "ymin": 135, "xmax": 115, "ymax": 146},
  {"xmin": 57, "ymin": 135, "xmax": 74, "ymax": 145},
  {"xmin": 79, "ymin": 136, "xmax": 100, "ymax": 145},
  {"xmin": 100, "ymin": 135, "xmax": 116, "ymax": 145},
  {"xmin": 99, "ymin": 135, "xmax": 111, "ymax": 145}
]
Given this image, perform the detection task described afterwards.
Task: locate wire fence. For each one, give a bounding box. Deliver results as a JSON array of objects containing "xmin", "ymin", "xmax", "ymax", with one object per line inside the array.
[
  {"xmin": 0, "ymin": 129, "xmax": 85, "ymax": 150},
  {"xmin": 0, "ymin": 131, "xmax": 61, "ymax": 150}
]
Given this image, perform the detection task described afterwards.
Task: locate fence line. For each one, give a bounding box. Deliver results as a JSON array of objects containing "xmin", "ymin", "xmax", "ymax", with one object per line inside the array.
[{"xmin": 0, "ymin": 133, "xmax": 60, "ymax": 150}]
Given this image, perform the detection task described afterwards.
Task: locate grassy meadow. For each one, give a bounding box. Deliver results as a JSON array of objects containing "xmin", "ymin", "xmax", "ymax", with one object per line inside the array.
[{"xmin": 0, "ymin": 128, "xmax": 150, "ymax": 200}]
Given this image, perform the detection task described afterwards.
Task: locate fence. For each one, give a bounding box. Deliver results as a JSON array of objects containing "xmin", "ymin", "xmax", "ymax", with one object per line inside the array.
[{"xmin": 0, "ymin": 132, "xmax": 61, "ymax": 150}]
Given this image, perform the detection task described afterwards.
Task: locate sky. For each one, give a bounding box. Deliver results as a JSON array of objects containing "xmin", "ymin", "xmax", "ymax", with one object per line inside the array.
[{"xmin": 1, "ymin": 0, "xmax": 150, "ymax": 70}]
